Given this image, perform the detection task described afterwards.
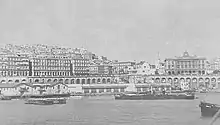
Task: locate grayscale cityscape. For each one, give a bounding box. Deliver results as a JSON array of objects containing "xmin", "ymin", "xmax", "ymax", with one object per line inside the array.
[{"xmin": 0, "ymin": 0, "xmax": 220, "ymax": 125}]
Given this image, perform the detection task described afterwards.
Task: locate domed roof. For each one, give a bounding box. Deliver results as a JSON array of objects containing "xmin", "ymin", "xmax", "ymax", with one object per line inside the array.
[{"xmin": 183, "ymin": 51, "xmax": 189, "ymax": 57}]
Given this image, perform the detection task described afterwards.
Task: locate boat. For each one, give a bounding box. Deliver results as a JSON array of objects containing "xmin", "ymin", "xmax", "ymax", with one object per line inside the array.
[
  {"xmin": 114, "ymin": 92, "xmax": 195, "ymax": 100},
  {"xmin": 0, "ymin": 95, "xmax": 12, "ymax": 100},
  {"xmin": 46, "ymin": 98, "xmax": 67, "ymax": 104},
  {"xmin": 25, "ymin": 98, "xmax": 54, "ymax": 105},
  {"xmin": 29, "ymin": 93, "xmax": 70, "ymax": 98},
  {"xmin": 199, "ymin": 88, "xmax": 209, "ymax": 93},
  {"xmin": 199, "ymin": 94, "xmax": 220, "ymax": 117}
]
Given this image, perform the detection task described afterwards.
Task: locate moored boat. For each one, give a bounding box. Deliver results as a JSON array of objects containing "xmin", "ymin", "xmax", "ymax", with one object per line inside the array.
[
  {"xmin": 114, "ymin": 92, "xmax": 195, "ymax": 100},
  {"xmin": 199, "ymin": 94, "xmax": 220, "ymax": 117},
  {"xmin": 0, "ymin": 95, "xmax": 12, "ymax": 100},
  {"xmin": 29, "ymin": 93, "xmax": 70, "ymax": 98},
  {"xmin": 46, "ymin": 98, "xmax": 67, "ymax": 104},
  {"xmin": 25, "ymin": 98, "xmax": 54, "ymax": 105}
]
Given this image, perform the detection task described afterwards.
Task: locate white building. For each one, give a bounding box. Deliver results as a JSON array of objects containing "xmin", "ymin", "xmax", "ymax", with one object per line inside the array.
[{"xmin": 128, "ymin": 61, "xmax": 156, "ymax": 75}]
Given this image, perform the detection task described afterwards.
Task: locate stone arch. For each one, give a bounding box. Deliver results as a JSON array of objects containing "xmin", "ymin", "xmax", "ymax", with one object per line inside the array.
[
  {"xmin": 87, "ymin": 79, "xmax": 91, "ymax": 84},
  {"xmin": 82, "ymin": 79, "xmax": 85, "ymax": 84},
  {"xmin": 161, "ymin": 78, "xmax": 166, "ymax": 83},
  {"xmin": 102, "ymin": 78, "xmax": 106, "ymax": 84},
  {"xmin": 205, "ymin": 78, "xmax": 210, "ymax": 83},
  {"xmin": 204, "ymin": 78, "xmax": 210, "ymax": 88},
  {"xmin": 155, "ymin": 78, "xmax": 160, "ymax": 83},
  {"xmin": 8, "ymin": 80, "xmax": 13, "ymax": 83},
  {"xmin": 186, "ymin": 78, "xmax": 191, "ymax": 88},
  {"xmin": 97, "ymin": 78, "xmax": 101, "ymax": 83},
  {"xmin": 59, "ymin": 79, "xmax": 63, "ymax": 83},
  {"xmin": 192, "ymin": 78, "xmax": 197, "ymax": 82},
  {"xmin": 76, "ymin": 79, "xmax": 80, "ymax": 84},
  {"xmin": 107, "ymin": 78, "xmax": 111, "ymax": 83},
  {"xmin": 21, "ymin": 79, "xmax": 26, "ymax": 83},
  {"xmin": 199, "ymin": 78, "xmax": 204, "ymax": 82},
  {"xmin": 92, "ymin": 78, "xmax": 96, "ymax": 84},
  {"xmin": 186, "ymin": 78, "xmax": 191, "ymax": 83},
  {"xmin": 47, "ymin": 79, "xmax": 52, "ymax": 83},
  {"xmin": 15, "ymin": 79, "xmax": 20, "ymax": 83},
  {"xmin": 192, "ymin": 78, "xmax": 197, "ymax": 89},
  {"xmin": 211, "ymin": 78, "xmax": 216, "ymax": 83},
  {"xmin": 218, "ymin": 78, "xmax": 220, "ymax": 82},
  {"xmin": 174, "ymin": 78, "xmax": 178, "ymax": 83},
  {"xmin": 1, "ymin": 80, "xmax": 6, "ymax": 83},
  {"xmin": 53, "ymin": 79, "xmax": 58, "ymax": 82},
  {"xmin": 211, "ymin": 78, "xmax": 217, "ymax": 88},
  {"xmin": 168, "ymin": 78, "xmax": 172, "ymax": 83},
  {"xmin": 64, "ymin": 79, "xmax": 69, "ymax": 84},
  {"xmin": 180, "ymin": 78, "xmax": 185, "ymax": 82},
  {"xmin": 34, "ymin": 79, "xmax": 39, "ymax": 83},
  {"xmin": 71, "ymin": 79, "xmax": 74, "ymax": 84}
]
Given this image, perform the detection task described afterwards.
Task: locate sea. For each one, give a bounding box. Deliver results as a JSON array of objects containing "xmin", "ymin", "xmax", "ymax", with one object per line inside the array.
[{"xmin": 0, "ymin": 93, "xmax": 220, "ymax": 125}]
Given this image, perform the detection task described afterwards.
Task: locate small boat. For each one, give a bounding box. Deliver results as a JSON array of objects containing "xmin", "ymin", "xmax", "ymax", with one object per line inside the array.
[
  {"xmin": 0, "ymin": 95, "xmax": 12, "ymax": 100},
  {"xmin": 199, "ymin": 94, "xmax": 220, "ymax": 117},
  {"xmin": 114, "ymin": 92, "xmax": 195, "ymax": 100}
]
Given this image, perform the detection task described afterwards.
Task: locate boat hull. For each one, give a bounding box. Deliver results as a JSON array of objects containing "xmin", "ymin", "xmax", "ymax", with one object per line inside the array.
[
  {"xmin": 114, "ymin": 94, "xmax": 195, "ymax": 100},
  {"xmin": 199, "ymin": 101, "xmax": 220, "ymax": 117}
]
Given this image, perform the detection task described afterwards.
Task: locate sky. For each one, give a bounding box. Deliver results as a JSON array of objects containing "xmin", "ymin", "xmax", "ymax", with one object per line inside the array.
[{"xmin": 0, "ymin": 0, "xmax": 220, "ymax": 63}]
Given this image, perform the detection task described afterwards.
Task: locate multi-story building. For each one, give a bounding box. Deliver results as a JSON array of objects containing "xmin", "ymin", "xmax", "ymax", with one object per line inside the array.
[
  {"xmin": 98, "ymin": 64, "xmax": 112, "ymax": 75},
  {"xmin": 209, "ymin": 58, "xmax": 220, "ymax": 71},
  {"xmin": 0, "ymin": 53, "xmax": 29, "ymax": 77},
  {"xmin": 165, "ymin": 51, "xmax": 207, "ymax": 75},
  {"xmin": 29, "ymin": 55, "xmax": 72, "ymax": 77},
  {"xmin": 112, "ymin": 61, "xmax": 136, "ymax": 75},
  {"xmin": 7, "ymin": 55, "xmax": 30, "ymax": 77},
  {"xmin": 72, "ymin": 58, "xmax": 89, "ymax": 76},
  {"xmin": 89, "ymin": 64, "xmax": 99, "ymax": 75}
]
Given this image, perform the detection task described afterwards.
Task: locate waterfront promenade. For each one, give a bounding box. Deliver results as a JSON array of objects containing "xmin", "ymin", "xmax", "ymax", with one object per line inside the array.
[{"xmin": 0, "ymin": 74, "xmax": 220, "ymax": 95}]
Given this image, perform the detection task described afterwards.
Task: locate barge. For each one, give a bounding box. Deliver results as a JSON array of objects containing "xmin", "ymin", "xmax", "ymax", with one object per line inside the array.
[{"xmin": 25, "ymin": 98, "xmax": 54, "ymax": 105}]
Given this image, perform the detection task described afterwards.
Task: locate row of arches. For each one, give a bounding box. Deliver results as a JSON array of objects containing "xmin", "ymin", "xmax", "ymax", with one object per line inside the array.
[
  {"xmin": 152, "ymin": 77, "xmax": 220, "ymax": 83},
  {"xmin": 0, "ymin": 79, "xmax": 27, "ymax": 84},
  {"xmin": 32, "ymin": 78, "xmax": 112, "ymax": 84}
]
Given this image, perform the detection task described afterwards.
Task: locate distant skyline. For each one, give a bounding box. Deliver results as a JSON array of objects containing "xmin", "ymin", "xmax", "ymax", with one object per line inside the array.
[{"xmin": 0, "ymin": 0, "xmax": 220, "ymax": 63}]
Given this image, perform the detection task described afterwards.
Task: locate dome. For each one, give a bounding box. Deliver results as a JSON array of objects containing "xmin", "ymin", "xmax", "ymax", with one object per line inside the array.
[{"xmin": 183, "ymin": 51, "xmax": 189, "ymax": 57}]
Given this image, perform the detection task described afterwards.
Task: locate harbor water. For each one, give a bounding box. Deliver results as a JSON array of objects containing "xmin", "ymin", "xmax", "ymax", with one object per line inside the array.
[{"xmin": 0, "ymin": 93, "xmax": 220, "ymax": 125}]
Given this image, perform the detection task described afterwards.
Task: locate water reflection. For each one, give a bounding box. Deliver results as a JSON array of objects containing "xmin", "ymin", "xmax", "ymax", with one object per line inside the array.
[{"xmin": 0, "ymin": 94, "xmax": 219, "ymax": 125}]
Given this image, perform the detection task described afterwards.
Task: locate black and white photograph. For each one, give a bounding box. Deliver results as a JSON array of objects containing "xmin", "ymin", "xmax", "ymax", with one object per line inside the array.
[{"xmin": 0, "ymin": 0, "xmax": 220, "ymax": 125}]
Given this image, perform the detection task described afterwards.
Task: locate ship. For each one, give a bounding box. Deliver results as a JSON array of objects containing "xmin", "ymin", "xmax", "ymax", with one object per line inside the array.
[
  {"xmin": 114, "ymin": 91, "xmax": 195, "ymax": 100},
  {"xmin": 199, "ymin": 93, "xmax": 220, "ymax": 117},
  {"xmin": 114, "ymin": 83, "xmax": 195, "ymax": 100}
]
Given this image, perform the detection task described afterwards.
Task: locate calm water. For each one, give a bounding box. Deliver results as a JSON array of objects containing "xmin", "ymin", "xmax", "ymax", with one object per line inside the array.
[{"xmin": 0, "ymin": 94, "xmax": 220, "ymax": 125}]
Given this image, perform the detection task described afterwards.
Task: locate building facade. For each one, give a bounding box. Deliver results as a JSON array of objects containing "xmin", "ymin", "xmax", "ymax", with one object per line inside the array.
[
  {"xmin": 165, "ymin": 51, "xmax": 207, "ymax": 75},
  {"xmin": 0, "ymin": 54, "xmax": 30, "ymax": 77},
  {"xmin": 89, "ymin": 64, "xmax": 99, "ymax": 75},
  {"xmin": 131, "ymin": 61, "xmax": 156, "ymax": 75},
  {"xmin": 29, "ymin": 55, "xmax": 72, "ymax": 78},
  {"xmin": 112, "ymin": 61, "xmax": 136, "ymax": 74},
  {"xmin": 72, "ymin": 58, "xmax": 89, "ymax": 76},
  {"xmin": 208, "ymin": 58, "xmax": 220, "ymax": 72}
]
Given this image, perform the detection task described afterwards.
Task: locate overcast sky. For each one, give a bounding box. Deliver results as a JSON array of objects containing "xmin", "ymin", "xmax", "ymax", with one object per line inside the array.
[{"xmin": 0, "ymin": 0, "xmax": 220, "ymax": 62}]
